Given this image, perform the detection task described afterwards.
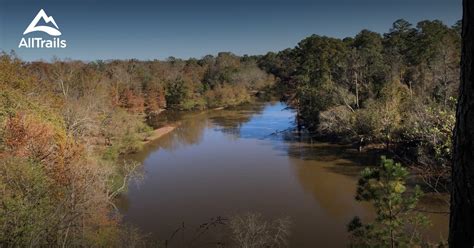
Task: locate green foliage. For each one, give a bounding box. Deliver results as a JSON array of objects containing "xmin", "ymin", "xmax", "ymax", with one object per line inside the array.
[
  {"xmin": 158, "ymin": 53, "xmax": 274, "ymax": 110},
  {"xmin": 0, "ymin": 88, "xmax": 66, "ymax": 137},
  {"xmin": 259, "ymin": 18, "xmax": 460, "ymax": 170},
  {"xmin": 205, "ymin": 84, "xmax": 252, "ymax": 108},
  {"xmin": 165, "ymin": 78, "xmax": 190, "ymax": 109},
  {"xmin": 119, "ymin": 131, "xmax": 143, "ymax": 153},
  {"xmin": 348, "ymin": 156, "xmax": 430, "ymax": 247},
  {"xmin": 102, "ymin": 143, "xmax": 122, "ymax": 161},
  {"xmin": 297, "ymin": 83, "xmax": 339, "ymax": 128},
  {"xmin": 296, "ymin": 35, "xmax": 347, "ymax": 85},
  {"xmin": 102, "ymin": 131, "xmax": 142, "ymax": 161},
  {"xmin": 403, "ymin": 102, "xmax": 455, "ymax": 166},
  {"xmin": 0, "ymin": 158, "xmax": 54, "ymax": 247}
]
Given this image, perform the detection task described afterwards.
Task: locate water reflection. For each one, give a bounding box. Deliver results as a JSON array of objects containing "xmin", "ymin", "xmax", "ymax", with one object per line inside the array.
[{"xmin": 120, "ymin": 101, "xmax": 448, "ymax": 247}]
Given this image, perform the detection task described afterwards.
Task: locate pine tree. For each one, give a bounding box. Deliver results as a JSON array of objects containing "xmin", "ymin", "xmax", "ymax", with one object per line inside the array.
[{"xmin": 348, "ymin": 156, "xmax": 429, "ymax": 247}]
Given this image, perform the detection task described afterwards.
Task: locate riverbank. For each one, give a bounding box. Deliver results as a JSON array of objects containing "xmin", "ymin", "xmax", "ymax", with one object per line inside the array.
[
  {"xmin": 143, "ymin": 125, "xmax": 177, "ymax": 144},
  {"xmin": 288, "ymin": 129, "xmax": 451, "ymax": 198},
  {"xmin": 141, "ymin": 107, "xmax": 227, "ymax": 145},
  {"xmin": 142, "ymin": 108, "xmax": 227, "ymax": 145}
]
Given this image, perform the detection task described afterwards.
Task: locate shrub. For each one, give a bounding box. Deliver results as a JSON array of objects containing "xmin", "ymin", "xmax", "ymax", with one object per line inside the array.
[
  {"xmin": 318, "ymin": 105, "xmax": 355, "ymax": 138},
  {"xmin": 205, "ymin": 84, "xmax": 251, "ymax": 108},
  {"xmin": 230, "ymin": 213, "xmax": 291, "ymax": 248}
]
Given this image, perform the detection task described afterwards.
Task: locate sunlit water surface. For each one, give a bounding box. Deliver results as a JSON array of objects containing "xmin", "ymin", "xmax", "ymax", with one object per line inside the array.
[{"xmin": 119, "ymin": 102, "xmax": 448, "ymax": 247}]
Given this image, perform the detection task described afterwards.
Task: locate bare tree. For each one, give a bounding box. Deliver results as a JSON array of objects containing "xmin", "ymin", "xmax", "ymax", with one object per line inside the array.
[{"xmin": 229, "ymin": 213, "xmax": 291, "ymax": 248}]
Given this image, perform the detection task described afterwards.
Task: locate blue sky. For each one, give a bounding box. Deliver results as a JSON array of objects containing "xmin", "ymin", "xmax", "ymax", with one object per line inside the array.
[{"xmin": 0, "ymin": 0, "xmax": 461, "ymax": 61}]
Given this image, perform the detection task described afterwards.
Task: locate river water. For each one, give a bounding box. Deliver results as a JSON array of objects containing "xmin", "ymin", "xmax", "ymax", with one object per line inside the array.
[{"xmin": 119, "ymin": 101, "xmax": 448, "ymax": 247}]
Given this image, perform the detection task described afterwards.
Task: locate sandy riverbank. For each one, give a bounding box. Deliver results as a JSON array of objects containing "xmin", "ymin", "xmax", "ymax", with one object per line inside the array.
[
  {"xmin": 143, "ymin": 125, "xmax": 176, "ymax": 144},
  {"xmin": 142, "ymin": 106, "xmax": 226, "ymax": 144}
]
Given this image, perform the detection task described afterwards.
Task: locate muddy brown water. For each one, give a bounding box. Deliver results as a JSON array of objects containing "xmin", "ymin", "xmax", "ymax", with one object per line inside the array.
[{"xmin": 119, "ymin": 102, "xmax": 448, "ymax": 247}]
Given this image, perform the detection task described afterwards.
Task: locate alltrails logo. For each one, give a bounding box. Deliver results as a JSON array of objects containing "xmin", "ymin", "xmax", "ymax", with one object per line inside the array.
[{"xmin": 19, "ymin": 9, "xmax": 67, "ymax": 48}]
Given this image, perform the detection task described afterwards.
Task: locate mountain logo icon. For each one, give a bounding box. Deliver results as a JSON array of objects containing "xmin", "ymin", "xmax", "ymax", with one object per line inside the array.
[{"xmin": 23, "ymin": 9, "xmax": 61, "ymax": 36}]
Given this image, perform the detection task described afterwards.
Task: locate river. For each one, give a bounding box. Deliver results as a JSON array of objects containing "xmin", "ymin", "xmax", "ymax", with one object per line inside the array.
[{"xmin": 119, "ymin": 101, "xmax": 448, "ymax": 247}]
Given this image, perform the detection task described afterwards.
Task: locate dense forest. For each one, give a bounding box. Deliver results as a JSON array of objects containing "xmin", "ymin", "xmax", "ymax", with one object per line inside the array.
[
  {"xmin": 259, "ymin": 19, "xmax": 461, "ymax": 192},
  {"xmin": 0, "ymin": 52, "xmax": 274, "ymax": 246},
  {"xmin": 0, "ymin": 18, "xmax": 461, "ymax": 246}
]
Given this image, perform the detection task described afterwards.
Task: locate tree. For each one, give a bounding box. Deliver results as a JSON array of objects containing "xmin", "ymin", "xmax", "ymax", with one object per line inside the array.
[
  {"xmin": 292, "ymin": 35, "xmax": 348, "ymax": 129},
  {"xmin": 383, "ymin": 19, "xmax": 414, "ymax": 83},
  {"xmin": 348, "ymin": 157, "xmax": 429, "ymax": 248},
  {"xmin": 165, "ymin": 78, "xmax": 189, "ymax": 109},
  {"xmin": 449, "ymin": 0, "xmax": 474, "ymax": 246},
  {"xmin": 352, "ymin": 30, "xmax": 386, "ymax": 96},
  {"xmin": 347, "ymin": 48, "xmax": 363, "ymax": 108},
  {"xmin": 230, "ymin": 213, "xmax": 291, "ymax": 248}
]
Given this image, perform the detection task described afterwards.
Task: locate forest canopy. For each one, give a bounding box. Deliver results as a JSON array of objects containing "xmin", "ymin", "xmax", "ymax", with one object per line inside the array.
[
  {"xmin": 0, "ymin": 51, "xmax": 274, "ymax": 246},
  {"xmin": 259, "ymin": 19, "xmax": 460, "ymax": 177}
]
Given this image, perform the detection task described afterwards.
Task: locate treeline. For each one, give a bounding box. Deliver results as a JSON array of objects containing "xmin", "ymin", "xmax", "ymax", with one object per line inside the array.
[
  {"xmin": 258, "ymin": 19, "xmax": 460, "ymax": 177},
  {"xmin": 0, "ymin": 52, "xmax": 274, "ymax": 246}
]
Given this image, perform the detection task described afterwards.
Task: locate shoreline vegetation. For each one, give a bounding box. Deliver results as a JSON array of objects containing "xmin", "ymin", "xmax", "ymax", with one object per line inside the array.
[
  {"xmin": 0, "ymin": 17, "xmax": 459, "ymax": 246},
  {"xmin": 259, "ymin": 18, "xmax": 460, "ymax": 196}
]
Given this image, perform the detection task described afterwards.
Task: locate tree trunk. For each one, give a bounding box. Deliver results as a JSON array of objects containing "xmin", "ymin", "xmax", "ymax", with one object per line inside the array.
[
  {"xmin": 355, "ymin": 71, "xmax": 360, "ymax": 109},
  {"xmin": 449, "ymin": 0, "xmax": 474, "ymax": 247}
]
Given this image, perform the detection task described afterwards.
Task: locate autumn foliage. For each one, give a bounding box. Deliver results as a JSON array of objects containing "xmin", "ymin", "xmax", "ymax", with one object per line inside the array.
[{"xmin": 0, "ymin": 51, "xmax": 274, "ymax": 246}]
